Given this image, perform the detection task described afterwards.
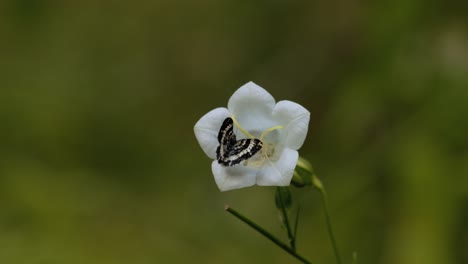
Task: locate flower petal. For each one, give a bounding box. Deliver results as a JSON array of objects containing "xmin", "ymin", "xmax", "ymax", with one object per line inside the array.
[
  {"xmin": 272, "ymin": 100, "xmax": 310, "ymax": 150},
  {"xmin": 194, "ymin": 107, "xmax": 231, "ymax": 159},
  {"xmin": 227, "ymin": 82, "xmax": 277, "ymax": 136},
  {"xmin": 212, "ymin": 161, "xmax": 257, "ymax": 191},
  {"xmin": 256, "ymin": 148, "xmax": 298, "ymax": 186}
]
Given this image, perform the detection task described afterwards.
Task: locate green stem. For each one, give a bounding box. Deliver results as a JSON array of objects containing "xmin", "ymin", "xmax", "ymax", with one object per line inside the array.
[
  {"xmin": 277, "ymin": 187, "xmax": 295, "ymax": 251},
  {"xmin": 293, "ymin": 205, "xmax": 301, "ymax": 242},
  {"xmin": 225, "ymin": 205, "xmax": 312, "ymax": 264},
  {"xmin": 315, "ymin": 183, "xmax": 342, "ymax": 264}
]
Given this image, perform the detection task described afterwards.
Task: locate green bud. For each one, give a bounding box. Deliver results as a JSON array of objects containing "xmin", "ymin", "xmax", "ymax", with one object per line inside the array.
[
  {"xmin": 291, "ymin": 156, "xmax": 314, "ymax": 188},
  {"xmin": 311, "ymin": 175, "xmax": 324, "ymax": 191},
  {"xmin": 296, "ymin": 156, "xmax": 313, "ymax": 172}
]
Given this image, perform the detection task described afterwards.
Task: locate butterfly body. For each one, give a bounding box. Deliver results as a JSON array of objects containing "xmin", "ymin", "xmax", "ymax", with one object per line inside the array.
[{"xmin": 216, "ymin": 118, "xmax": 263, "ymax": 166}]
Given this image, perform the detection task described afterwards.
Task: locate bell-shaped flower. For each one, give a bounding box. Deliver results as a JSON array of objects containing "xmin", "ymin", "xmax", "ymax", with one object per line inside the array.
[{"xmin": 194, "ymin": 82, "xmax": 310, "ymax": 191}]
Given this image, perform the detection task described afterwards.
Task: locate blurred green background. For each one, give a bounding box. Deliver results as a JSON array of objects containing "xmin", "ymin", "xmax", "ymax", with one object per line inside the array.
[{"xmin": 1, "ymin": 0, "xmax": 467, "ymax": 263}]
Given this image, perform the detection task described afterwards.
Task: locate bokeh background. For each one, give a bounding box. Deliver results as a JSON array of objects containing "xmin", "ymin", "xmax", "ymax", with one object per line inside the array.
[{"xmin": 1, "ymin": 0, "xmax": 467, "ymax": 263}]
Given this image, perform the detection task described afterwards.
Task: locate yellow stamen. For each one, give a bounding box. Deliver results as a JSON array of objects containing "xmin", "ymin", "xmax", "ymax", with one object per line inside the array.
[
  {"xmin": 260, "ymin": 125, "xmax": 284, "ymax": 141},
  {"xmin": 230, "ymin": 115, "xmax": 255, "ymax": 139},
  {"xmin": 231, "ymin": 114, "xmax": 284, "ymax": 144}
]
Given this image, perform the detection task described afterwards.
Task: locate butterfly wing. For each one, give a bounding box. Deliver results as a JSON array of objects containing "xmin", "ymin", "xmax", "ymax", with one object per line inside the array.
[
  {"xmin": 216, "ymin": 117, "xmax": 263, "ymax": 167},
  {"xmin": 216, "ymin": 117, "xmax": 236, "ymax": 161},
  {"xmin": 224, "ymin": 139, "xmax": 263, "ymax": 166}
]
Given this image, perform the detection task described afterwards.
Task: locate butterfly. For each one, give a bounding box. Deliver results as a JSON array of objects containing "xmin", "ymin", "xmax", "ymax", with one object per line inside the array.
[{"xmin": 216, "ymin": 117, "xmax": 263, "ymax": 167}]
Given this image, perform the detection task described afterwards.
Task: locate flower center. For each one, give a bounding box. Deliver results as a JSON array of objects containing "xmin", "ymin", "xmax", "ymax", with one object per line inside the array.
[{"xmin": 230, "ymin": 115, "xmax": 283, "ymax": 167}]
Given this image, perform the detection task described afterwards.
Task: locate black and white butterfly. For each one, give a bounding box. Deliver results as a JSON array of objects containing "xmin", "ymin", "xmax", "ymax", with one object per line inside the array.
[{"xmin": 216, "ymin": 117, "xmax": 263, "ymax": 167}]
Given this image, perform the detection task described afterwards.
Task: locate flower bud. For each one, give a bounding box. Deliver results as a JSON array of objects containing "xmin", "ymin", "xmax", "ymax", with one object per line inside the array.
[{"xmin": 291, "ymin": 156, "xmax": 314, "ymax": 188}]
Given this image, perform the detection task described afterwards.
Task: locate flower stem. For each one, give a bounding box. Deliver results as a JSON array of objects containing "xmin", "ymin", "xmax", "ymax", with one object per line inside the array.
[
  {"xmin": 293, "ymin": 205, "xmax": 301, "ymax": 240},
  {"xmin": 225, "ymin": 205, "xmax": 312, "ymax": 264},
  {"xmin": 312, "ymin": 176, "xmax": 342, "ymax": 264},
  {"xmin": 277, "ymin": 187, "xmax": 295, "ymax": 251}
]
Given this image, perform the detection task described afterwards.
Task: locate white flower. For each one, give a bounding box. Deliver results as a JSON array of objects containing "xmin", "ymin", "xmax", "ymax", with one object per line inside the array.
[{"xmin": 194, "ymin": 82, "xmax": 310, "ymax": 191}]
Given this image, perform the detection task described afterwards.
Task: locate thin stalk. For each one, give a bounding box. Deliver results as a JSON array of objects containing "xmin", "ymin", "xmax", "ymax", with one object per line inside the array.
[
  {"xmin": 277, "ymin": 187, "xmax": 295, "ymax": 251},
  {"xmin": 318, "ymin": 188, "xmax": 342, "ymax": 264},
  {"xmin": 312, "ymin": 175, "xmax": 341, "ymax": 264},
  {"xmin": 293, "ymin": 205, "xmax": 301, "ymax": 240},
  {"xmin": 225, "ymin": 205, "xmax": 312, "ymax": 264}
]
